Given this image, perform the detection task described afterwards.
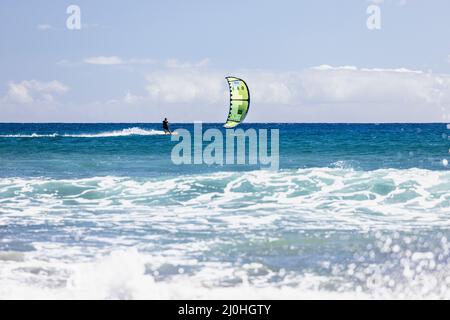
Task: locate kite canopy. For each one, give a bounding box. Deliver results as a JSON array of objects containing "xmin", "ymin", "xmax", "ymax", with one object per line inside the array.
[{"xmin": 224, "ymin": 77, "xmax": 250, "ymax": 128}]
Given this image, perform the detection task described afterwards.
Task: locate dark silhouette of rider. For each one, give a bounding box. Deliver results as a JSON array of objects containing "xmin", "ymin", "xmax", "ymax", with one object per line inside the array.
[{"xmin": 162, "ymin": 118, "xmax": 171, "ymax": 134}]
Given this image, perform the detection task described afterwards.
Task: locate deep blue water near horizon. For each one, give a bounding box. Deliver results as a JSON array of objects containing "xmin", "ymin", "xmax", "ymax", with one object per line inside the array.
[
  {"xmin": 0, "ymin": 123, "xmax": 448, "ymax": 178},
  {"xmin": 0, "ymin": 123, "xmax": 449, "ymax": 299}
]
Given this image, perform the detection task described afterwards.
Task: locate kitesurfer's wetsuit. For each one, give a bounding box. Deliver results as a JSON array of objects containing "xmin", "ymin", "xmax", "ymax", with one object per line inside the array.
[{"xmin": 162, "ymin": 119, "xmax": 171, "ymax": 134}]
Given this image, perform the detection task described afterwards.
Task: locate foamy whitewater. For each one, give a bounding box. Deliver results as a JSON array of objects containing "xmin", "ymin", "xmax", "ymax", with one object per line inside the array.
[
  {"xmin": 0, "ymin": 123, "xmax": 449, "ymax": 299},
  {"xmin": 0, "ymin": 127, "xmax": 166, "ymax": 138}
]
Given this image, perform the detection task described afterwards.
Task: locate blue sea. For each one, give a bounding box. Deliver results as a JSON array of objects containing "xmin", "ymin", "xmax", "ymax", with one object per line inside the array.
[{"xmin": 0, "ymin": 123, "xmax": 449, "ymax": 299}]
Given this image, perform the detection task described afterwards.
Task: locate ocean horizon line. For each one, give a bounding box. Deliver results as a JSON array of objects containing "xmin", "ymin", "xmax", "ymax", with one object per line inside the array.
[{"xmin": 0, "ymin": 122, "xmax": 448, "ymax": 125}]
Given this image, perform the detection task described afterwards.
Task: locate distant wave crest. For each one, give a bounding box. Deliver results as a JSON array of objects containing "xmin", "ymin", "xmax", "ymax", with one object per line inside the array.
[
  {"xmin": 0, "ymin": 133, "xmax": 59, "ymax": 138},
  {"xmin": 64, "ymin": 127, "xmax": 166, "ymax": 137},
  {"xmin": 0, "ymin": 127, "xmax": 166, "ymax": 138}
]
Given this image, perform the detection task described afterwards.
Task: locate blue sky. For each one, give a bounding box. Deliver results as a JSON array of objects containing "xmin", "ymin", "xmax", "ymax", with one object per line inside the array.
[{"xmin": 1, "ymin": 0, "xmax": 450, "ymax": 122}]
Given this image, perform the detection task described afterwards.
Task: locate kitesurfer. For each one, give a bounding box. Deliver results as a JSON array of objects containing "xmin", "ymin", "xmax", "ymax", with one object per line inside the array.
[{"xmin": 162, "ymin": 118, "xmax": 171, "ymax": 134}]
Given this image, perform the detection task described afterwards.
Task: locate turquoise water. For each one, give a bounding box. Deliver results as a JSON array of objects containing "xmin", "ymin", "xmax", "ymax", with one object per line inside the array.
[
  {"xmin": 0, "ymin": 123, "xmax": 448, "ymax": 178},
  {"xmin": 0, "ymin": 123, "xmax": 449, "ymax": 299}
]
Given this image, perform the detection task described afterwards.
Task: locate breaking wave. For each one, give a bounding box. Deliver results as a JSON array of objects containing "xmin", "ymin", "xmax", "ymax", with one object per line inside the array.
[
  {"xmin": 1, "ymin": 167, "xmax": 450, "ymax": 299},
  {"xmin": 0, "ymin": 127, "xmax": 166, "ymax": 138},
  {"xmin": 0, "ymin": 168, "xmax": 449, "ymax": 229}
]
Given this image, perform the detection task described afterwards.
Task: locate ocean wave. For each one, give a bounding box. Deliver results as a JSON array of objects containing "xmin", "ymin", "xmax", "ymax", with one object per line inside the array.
[
  {"xmin": 1, "ymin": 168, "xmax": 450, "ymax": 299},
  {"xmin": 0, "ymin": 127, "xmax": 166, "ymax": 138},
  {"xmin": 0, "ymin": 249, "xmax": 359, "ymax": 299},
  {"xmin": 2, "ymin": 244, "xmax": 450, "ymax": 299},
  {"xmin": 0, "ymin": 133, "xmax": 59, "ymax": 138},
  {"xmin": 0, "ymin": 168, "xmax": 449, "ymax": 230},
  {"xmin": 64, "ymin": 127, "xmax": 167, "ymax": 137}
]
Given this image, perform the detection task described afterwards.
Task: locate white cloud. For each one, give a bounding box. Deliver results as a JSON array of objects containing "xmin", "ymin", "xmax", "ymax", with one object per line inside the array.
[
  {"xmin": 37, "ymin": 24, "xmax": 52, "ymax": 31},
  {"xmin": 11, "ymin": 62, "xmax": 443, "ymax": 122},
  {"xmin": 83, "ymin": 56, "xmax": 156, "ymax": 66},
  {"xmin": 297, "ymin": 65, "xmax": 450, "ymax": 105},
  {"xmin": 84, "ymin": 56, "xmax": 124, "ymax": 65},
  {"xmin": 145, "ymin": 69, "xmax": 225, "ymax": 104},
  {"xmin": 123, "ymin": 91, "xmax": 143, "ymax": 104},
  {"xmin": 165, "ymin": 58, "xmax": 210, "ymax": 69},
  {"xmin": 142, "ymin": 65, "xmax": 450, "ymax": 106},
  {"xmin": 137, "ymin": 64, "xmax": 450, "ymax": 122},
  {"xmin": 4, "ymin": 80, "xmax": 69, "ymax": 104},
  {"xmin": 368, "ymin": 0, "xmax": 407, "ymax": 5},
  {"xmin": 127, "ymin": 58, "xmax": 156, "ymax": 65},
  {"xmin": 120, "ymin": 58, "xmax": 212, "ymax": 105},
  {"xmin": 6, "ymin": 82, "xmax": 33, "ymax": 104}
]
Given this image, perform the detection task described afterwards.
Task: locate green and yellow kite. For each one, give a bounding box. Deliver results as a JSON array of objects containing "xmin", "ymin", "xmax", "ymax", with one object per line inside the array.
[{"xmin": 223, "ymin": 77, "xmax": 250, "ymax": 128}]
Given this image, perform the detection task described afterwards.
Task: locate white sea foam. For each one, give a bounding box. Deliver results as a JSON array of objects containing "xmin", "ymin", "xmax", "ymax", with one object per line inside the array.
[
  {"xmin": 1, "ymin": 168, "xmax": 450, "ymax": 299},
  {"xmin": 63, "ymin": 127, "xmax": 166, "ymax": 137},
  {"xmin": 0, "ymin": 133, "xmax": 59, "ymax": 138},
  {"xmin": 2, "ymin": 245, "xmax": 450, "ymax": 300},
  {"xmin": 0, "ymin": 249, "xmax": 362, "ymax": 300},
  {"xmin": 0, "ymin": 127, "xmax": 166, "ymax": 138},
  {"xmin": 0, "ymin": 168, "xmax": 449, "ymax": 230}
]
